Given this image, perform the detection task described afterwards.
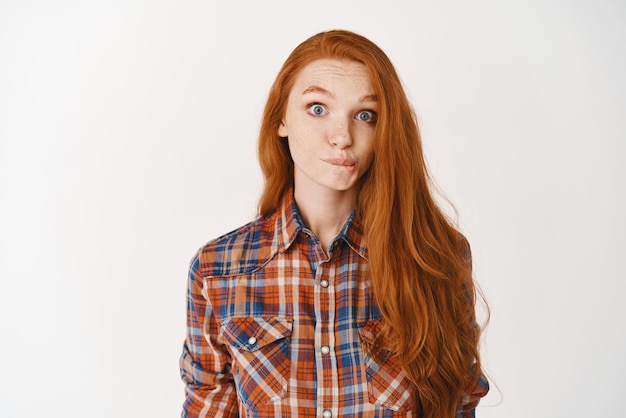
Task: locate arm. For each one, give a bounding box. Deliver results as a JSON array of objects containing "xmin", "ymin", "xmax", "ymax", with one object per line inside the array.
[
  {"xmin": 455, "ymin": 372, "xmax": 489, "ymax": 417},
  {"xmin": 180, "ymin": 252, "xmax": 238, "ymax": 417}
]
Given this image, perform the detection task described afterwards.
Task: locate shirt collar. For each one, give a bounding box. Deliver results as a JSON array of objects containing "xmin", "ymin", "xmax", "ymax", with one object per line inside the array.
[{"xmin": 273, "ymin": 189, "xmax": 367, "ymax": 260}]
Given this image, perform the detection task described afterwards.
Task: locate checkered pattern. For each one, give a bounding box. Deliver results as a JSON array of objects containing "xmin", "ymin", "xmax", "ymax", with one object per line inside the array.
[{"xmin": 180, "ymin": 191, "xmax": 488, "ymax": 417}]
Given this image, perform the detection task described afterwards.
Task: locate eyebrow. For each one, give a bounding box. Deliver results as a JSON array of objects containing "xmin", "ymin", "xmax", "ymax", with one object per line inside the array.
[
  {"xmin": 360, "ymin": 93, "xmax": 379, "ymax": 103},
  {"xmin": 302, "ymin": 85, "xmax": 378, "ymax": 103},
  {"xmin": 302, "ymin": 85, "xmax": 334, "ymax": 98}
]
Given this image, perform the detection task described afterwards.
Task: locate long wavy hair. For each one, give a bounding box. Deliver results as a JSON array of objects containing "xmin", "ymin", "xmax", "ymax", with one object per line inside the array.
[{"xmin": 258, "ymin": 29, "xmax": 484, "ymax": 418}]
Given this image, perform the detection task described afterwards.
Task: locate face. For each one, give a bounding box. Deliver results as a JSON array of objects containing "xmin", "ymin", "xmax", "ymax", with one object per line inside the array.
[{"xmin": 278, "ymin": 58, "xmax": 378, "ymax": 197}]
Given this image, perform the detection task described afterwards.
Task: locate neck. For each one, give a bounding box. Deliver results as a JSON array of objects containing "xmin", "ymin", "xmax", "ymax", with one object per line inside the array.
[{"xmin": 293, "ymin": 185, "xmax": 355, "ymax": 251}]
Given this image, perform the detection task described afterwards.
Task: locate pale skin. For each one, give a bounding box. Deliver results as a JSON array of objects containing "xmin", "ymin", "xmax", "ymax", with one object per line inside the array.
[{"xmin": 278, "ymin": 59, "xmax": 378, "ymax": 250}]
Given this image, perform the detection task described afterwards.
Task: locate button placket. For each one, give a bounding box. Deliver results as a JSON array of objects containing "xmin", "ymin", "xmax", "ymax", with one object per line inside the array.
[{"xmin": 314, "ymin": 251, "xmax": 338, "ymax": 415}]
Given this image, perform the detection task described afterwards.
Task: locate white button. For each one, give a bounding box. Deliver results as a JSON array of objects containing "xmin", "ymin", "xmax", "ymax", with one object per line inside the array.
[
  {"xmin": 321, "ymin": 346, "xmax": 330, "ymax": 355},
  {"xmin": 322, "ymin": 410, "xmax": 332, "ymax": 418},
  {"xmin": 248, "ymin": 337, "xmax": 257, "ymax": 345},
  {"xmin": 320, "ymin": 279, "xmax": 329, "ymax": 288}
]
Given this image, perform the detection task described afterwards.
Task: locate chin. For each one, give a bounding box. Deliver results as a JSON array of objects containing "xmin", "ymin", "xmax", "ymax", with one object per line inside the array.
[{"xmin": 327, "ymin": 183, "xmax": 356, "ymax": 193}]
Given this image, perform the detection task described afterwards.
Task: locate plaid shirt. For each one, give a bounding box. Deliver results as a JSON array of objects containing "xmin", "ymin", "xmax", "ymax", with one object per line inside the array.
[{"xmin": 180, "ymin": 191, "xmax": 488, "ymax": 417}]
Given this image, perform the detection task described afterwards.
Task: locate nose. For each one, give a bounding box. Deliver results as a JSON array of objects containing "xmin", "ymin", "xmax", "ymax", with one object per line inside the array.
[{"xmin": 328, "ymin": 117, "xmax": 352, "ymax": 148}]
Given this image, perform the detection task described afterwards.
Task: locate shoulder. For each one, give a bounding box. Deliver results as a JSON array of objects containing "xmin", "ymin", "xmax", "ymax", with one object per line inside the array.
[{"xmin": 192, "ymin": 216, "xmax": 277, "ymax": 278}]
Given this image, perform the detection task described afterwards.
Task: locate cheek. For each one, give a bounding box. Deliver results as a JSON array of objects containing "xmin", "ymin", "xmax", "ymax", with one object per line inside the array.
[
  {"xmin": 359, "ymin": 135, "xmax": 376, "ymax": 170},
  {"xmin": 362, "ymin": 151, "xmax": 375, "ymax": 172},
  {"xmin": 360, "ymin": 131, "xmax": 376, "ymax": 155},
  {"xmin": 287, "ymin": 135, "xmax": 309, "ymax": 162},
  {"xmin": 288, "ymin": 123, "xmax": 318, "ymax": 151}
]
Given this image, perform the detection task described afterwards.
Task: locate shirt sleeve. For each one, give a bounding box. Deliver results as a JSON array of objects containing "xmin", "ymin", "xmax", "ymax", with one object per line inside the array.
[
  {"xmin": 455, "ymin": 372, "xmax": 490, "ymax": 417},
  {"xmin": 180, "ymin": 251, "xmax": 239, "ymax": 417}
]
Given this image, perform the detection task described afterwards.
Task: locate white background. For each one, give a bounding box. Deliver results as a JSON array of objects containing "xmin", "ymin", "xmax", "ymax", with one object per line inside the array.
[{"xmin": 1, "ymin": 1, "xmax": 624, "ymax": 417}]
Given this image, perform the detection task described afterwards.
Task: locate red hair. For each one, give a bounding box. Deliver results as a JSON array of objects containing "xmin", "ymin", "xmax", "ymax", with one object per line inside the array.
[{"xmin": 258, "ymin": 30, "xmax": 484, "ymax": 417}]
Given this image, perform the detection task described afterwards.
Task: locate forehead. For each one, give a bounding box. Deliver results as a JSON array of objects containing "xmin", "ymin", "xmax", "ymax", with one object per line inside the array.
[{"xmin": 290, "ymin": 58, "xmax": 373, "ymax": 92}]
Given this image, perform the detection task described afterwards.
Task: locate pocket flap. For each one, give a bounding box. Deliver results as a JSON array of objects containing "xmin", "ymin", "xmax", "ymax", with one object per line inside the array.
[
  {"xmin": 358, "ymin": 319, "xmax": 382, "ymax": 345},
  {"xmin": 222, "ymin": 317, "xmax": 293, "ymax": 351}
]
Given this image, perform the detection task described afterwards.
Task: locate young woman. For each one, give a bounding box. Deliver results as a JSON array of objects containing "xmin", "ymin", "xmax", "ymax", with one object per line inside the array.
[{"xmin": 180, "ymin": 29, "xmax": 488, "ymax": 418}]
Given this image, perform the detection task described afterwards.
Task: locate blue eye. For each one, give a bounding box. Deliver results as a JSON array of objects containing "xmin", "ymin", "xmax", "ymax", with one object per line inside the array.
[
  {"xmin": 308, "ymin": 104, "xmax": 326, "ymax": 116},
  {"xmin": 357, "ymin": 110, "xmax": 377, "ymax": 123}
]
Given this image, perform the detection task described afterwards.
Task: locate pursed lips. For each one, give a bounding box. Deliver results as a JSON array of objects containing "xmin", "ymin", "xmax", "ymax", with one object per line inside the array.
[{"xmin": 322, "ymin": 157, "xmax": 356, "ymax": 168}]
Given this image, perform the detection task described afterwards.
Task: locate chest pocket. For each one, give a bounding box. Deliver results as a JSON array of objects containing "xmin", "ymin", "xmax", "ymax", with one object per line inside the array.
[
  {"xmin": 221, "ymin": 317, "xmax": 293, "ymax": 409},
  {"xmin": 359, "ymin": 320, "xmax": 417, "ymax": 413}
]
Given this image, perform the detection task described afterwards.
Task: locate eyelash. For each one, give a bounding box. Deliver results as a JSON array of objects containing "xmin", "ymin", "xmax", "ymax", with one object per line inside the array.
[
  {"xmin": 307, "ymin": 103, "xmax": 327, "ymax": 116},
  {"xmin": 306, "ymin": 103, "xmax": 378, "ymax": 124},
  {"xmin": 356, "ymin": 110, "xmax": 377, "ymax": 124}
]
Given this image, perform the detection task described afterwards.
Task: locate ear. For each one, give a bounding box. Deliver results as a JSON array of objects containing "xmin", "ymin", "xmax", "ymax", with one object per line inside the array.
[{"xmin": 278, "ymin": 120, "xmax": 288, "ymax": 137}]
